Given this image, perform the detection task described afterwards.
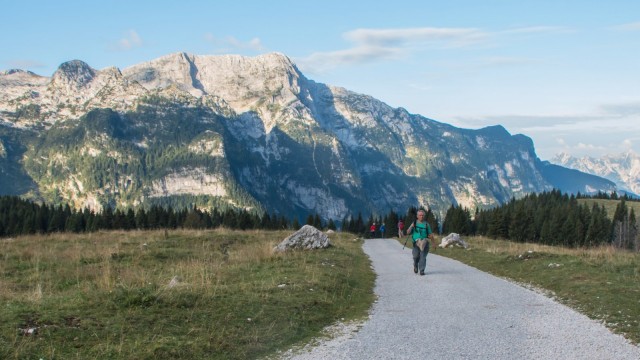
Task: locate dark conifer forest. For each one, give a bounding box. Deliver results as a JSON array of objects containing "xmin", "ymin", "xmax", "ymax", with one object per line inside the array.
[{"xmin": 1, "ymin": 190, "xmax": 637, "ymax": 251}]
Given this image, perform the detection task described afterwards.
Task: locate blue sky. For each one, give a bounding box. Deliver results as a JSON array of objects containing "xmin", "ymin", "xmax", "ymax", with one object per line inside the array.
[{"xmin": 2, "ymin": 0, "xmax": 639, "ymax": 160}]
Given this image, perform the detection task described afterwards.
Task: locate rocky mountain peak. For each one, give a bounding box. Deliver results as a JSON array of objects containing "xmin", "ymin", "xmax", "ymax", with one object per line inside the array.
[
  {"xmin": 122, "ymin": 52, "xmax": 309, "ymax": 132},
  {"xmin": 0, "ymin": 68, "xmax": 49, "ymax": 106},
  {"xmin": 552, "ymin": 150, "xmax": 640, "ymax": 195},
  {"xmin": 122, "ymin": 52, "xmax": 302, "ymax": 99},
  {"xmin": 52, "ymin": 60, "xmax": 97, "ymax": 89},
  {"xmin": 0, "ymin": 52, "xmax": 621, "ymax": 220},
  {"xmin": 3, "ymin": 69, "xmax": 39, "ymax": 76}
]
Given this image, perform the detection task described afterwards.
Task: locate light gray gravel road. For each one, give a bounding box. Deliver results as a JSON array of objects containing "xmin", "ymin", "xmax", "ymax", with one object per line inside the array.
[{"xmin": 279, "ymin": 238, "xmax": 640, "ymax": 360}]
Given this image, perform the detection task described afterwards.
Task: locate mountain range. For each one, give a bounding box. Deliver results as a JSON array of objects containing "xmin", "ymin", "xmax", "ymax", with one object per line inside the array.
[
  {"xmin": 551, "ymin": 151, "xmax": 640, "ymax": 197},
  {"xmin": 0, "ymin": 52, "xmax": 618, "ymax": 221}
]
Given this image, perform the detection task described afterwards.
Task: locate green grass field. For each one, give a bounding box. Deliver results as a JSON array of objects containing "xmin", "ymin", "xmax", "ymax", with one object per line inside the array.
[
  {"xmin": 578, "ymin": 198, "xmax": 640, "ymax": 220},
  {"xmin": 0, "ymin": 229, "xmax": 375, "ymax": 359}
]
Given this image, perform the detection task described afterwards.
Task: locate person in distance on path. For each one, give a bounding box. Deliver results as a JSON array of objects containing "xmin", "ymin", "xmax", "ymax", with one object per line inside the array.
[{"xmin": 404, "ymin": 209, "xmax": 435, "ymax": 275}]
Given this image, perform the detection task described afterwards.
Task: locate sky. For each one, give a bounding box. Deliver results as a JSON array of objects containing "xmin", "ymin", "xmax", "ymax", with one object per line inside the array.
[{"xmin": 2, "ymin": 0, "xmax": 639, "ymax": 161}]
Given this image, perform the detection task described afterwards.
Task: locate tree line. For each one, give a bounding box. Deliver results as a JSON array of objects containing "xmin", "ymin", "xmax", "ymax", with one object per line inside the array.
[
  {"xmin": 0, "ymin": 194, "xmax": 431, "ymax": 239},
  {"xmin": 441, "ymin": 190, "xmax": 638, "ymax": 251},
  {"xmin": 2, "ymin": 189, "xmax": 638, "ymax": 252},
  {"xmin": 0, "ymin": 195, "xmax": 294, "ymax": 237}
]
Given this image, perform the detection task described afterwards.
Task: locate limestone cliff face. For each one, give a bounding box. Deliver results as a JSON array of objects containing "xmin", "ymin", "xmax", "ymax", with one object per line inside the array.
[{"xmin": 0, "ymin": 52, "xmax": 617, "ymax": 220}]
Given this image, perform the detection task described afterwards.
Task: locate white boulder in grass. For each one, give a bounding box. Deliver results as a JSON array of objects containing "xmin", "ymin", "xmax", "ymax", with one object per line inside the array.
[
  {"xmin": 274, "ymin": 225, "xmax": 331, "ymax": 252},
  {"xmin": 439, "ymin": 233, "xmax": 468, "ymax": 249}
]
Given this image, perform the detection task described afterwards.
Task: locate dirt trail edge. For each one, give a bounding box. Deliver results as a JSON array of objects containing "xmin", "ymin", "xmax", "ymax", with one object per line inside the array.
[{"xmin": 277, "ymin": 238, "xmax": 640, "ymax": 360}]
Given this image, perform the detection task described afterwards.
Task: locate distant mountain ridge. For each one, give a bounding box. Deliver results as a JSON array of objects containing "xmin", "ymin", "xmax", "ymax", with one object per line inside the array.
[
  {"xmin": 551, "ymin": 151, "xmax": 640, "ymax": 196},
  {"xmin": 0, "ymin": 52, "xmax": 618, "ymax": 221}
]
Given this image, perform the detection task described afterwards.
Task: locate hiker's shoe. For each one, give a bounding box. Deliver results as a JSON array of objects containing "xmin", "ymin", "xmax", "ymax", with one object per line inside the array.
[
  {"xmin": 419, "ymin": 271, "xmax": 425, "ymax": 276},
  {"xmin": 413, "ymin": 266, "xmax": 418, "ymax": 274}
]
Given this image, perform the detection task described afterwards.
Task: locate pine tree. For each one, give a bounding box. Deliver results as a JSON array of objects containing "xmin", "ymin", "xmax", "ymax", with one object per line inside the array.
[
  {"xmin": 236, "ymin": 210, "xmax": 254, "ymax": 230},
  {"xmin": 21, "ymin": 212, "xmax": 36, "ymax": 235},
  {"xmin": 260, "ymin": 212, "xmax": 272, "ymax": 229},
  {"xmin": 355, "ymin": 212, "xmax": 365, "ymax": 235},
  {"xmin": 126, "ymin": 208, "xmax": 136, "ymax": 230},
  {"xmin": 222, "ymin": 209, "xmax": 237, "ymax": 229},
  {"xmin": 101, "ymin": 206, "xmax": 114, "ymax": 230},
  {"xmin": 475, "ymin": 210, "xmax": 489, "ymax": 236},
  {"xmin": 629, "ymin": 208, "xmax": 638, "ymax": 251},
  {"xmin": 48, "ymin": 205, "xmax": 66, "ymax": 232},
  {"xmin": 313, "ymin": 213, "xmax": 323, "ymax": 229},
  {"xmin": 509, "ymin": 202, "xmax": 531, "ymax": 242},
  {"xmin": 135, "ymin": 208, "xmax": 148, "ymax": 229},
  {"xmin": 612, "ymin": 199, "xmax": 629, "ymax": 249},
  {"xmin": 487, "ymin": 208, "xmax": 508, "ymax": 239},
  {"xmin": 278, "ymin": 215, "xmax": 289, "ymax": 229}
]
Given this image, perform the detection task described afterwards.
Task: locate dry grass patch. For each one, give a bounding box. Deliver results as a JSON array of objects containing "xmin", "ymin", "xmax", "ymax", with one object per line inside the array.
[{"xmin": 0, "ymin": 229, "xmax": 374, "ymax": 359}]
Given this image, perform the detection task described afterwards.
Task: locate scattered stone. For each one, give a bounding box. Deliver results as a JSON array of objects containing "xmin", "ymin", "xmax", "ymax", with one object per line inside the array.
[
  {"xmin": 167, "ymin": 275, "xmax": 183, "ymax": 288},
  {"xmin": 517, "ymin": 251, "xmax": 539, "ymax": 260},
  {"xmin": 439, "ymin": 233, "xmax": 468, "ymax": 249},
  {"xmin": 274, "ymin": 225, "xmax": 331, "ymax": 252},
  {"xmin": 19, "ymin": 327, "xmax": 38, "ymax": 336}
]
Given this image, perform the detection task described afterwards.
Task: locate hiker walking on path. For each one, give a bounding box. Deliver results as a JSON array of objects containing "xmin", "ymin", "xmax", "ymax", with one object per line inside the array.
[
  {"xmin": 379, "ymin": 223, "xmax": 385, "ymax": 238},
  {"xmin": 369, "ymin": 223, "xmax": 376, "ymax": 238},
  {"xmin": 282, "ymin": 239, "xmax": 640, "ymax": 359},
  {"xmin": 404, "ymin": 209, "xmax": 435, "ymax": 275},
  {"xmin": 397, "ymin": 219, "xmax": 404, "ymax": 238}
]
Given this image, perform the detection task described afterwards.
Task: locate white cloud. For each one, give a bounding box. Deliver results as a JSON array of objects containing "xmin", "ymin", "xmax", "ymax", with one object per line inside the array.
[
  {"xmin": 298, "ymin": 45, "xmax": 403, "ymax": 74},
  {"xmin": 501, "ymin": 26, "xmax": 574, "ymax": 35},
  {"xmin": 297, "ymin": 24, "xmax": 572, "ymax": 74},
  {"xmin": 576, "ymin": 142, "xmax": 605, "ymax": 150},
  {"xmin": 600, "ymin": 101, "xmax": 640, "ymax": 117},
  {"xmin": 477, "ymin": 56, "xmax": 538, "ymax": 67},
  {"xmin": 455, "ymin": 99, "xmax": 640, "ymax": 133},
  {"xmin": 204, "ymin": 33, "xmax": 265, "ymax": 52},
  {"xmin": 297, "ymin": 26, "xmax": 487, "ymax": 73},
  {"xmin": 450, "ymin": 99, "xmax": 640, "ymax": 160},
  {"xmin": 112, "ymin": 30, "xmax": 143, "ymax": 51},
  {"xmin": 454, "ymin": 114, "xmax": 590, "ymax": 130},
  {"xmin": 344, "ymin": 27, "xmax": 487, "ymax": 47},
  {"xmin": 613, "ymin": 22, "xmax": 640, "ymax": 31},
  {"xmin": 5, "ymin": 59, "xmax": 46, "ymax": 70},
  {"xmin": 408, "ymin": 82, "xmax": 432, "ymax": 91}
]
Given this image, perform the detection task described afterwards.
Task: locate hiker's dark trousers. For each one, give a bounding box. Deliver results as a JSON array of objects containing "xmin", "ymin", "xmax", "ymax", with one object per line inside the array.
[{"xmin": 412, "ymin": 242, "xmax": 430, "ymax": 273}]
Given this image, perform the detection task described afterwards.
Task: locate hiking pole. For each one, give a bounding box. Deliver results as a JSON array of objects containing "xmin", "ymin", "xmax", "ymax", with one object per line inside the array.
[{"xmin": 402, "ymin": 235, "xmax": 411, "ymax": 250}]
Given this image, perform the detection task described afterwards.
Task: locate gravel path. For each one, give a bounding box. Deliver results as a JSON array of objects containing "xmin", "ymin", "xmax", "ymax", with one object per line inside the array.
[{"xmin": 278, "ymin": 238, "xmax": 640, "ymax": 360}]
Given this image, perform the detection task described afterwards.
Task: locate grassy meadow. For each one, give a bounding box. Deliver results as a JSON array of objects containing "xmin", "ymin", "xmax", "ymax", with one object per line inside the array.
[
  {"xmin": 434, "ymin": 236, "xmax": 640, "ymax": 345},
  {"xmin": 0, "ymin": 229, "xmax": 375, "ymax": 359},
  {"xmin": 578, "ymin": 198, "xmax": 640, "ymax": 220},
  {"xmin": 3, "ymin": 217, "xmax": 639, "ymax": 359}
]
